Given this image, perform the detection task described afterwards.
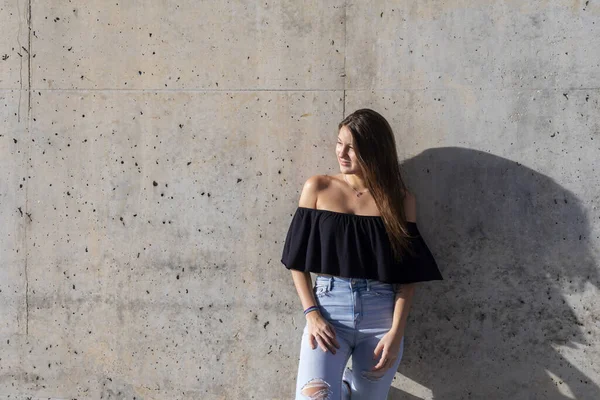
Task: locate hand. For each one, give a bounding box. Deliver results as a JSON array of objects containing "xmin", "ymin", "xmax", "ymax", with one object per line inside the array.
[
  {"xmin": 306, "ymin": 311, "xmax": 341, "ymax": 354},
  {"xmin": 372, "ymin": 329, "xmax": 404, "ymax": 372}
]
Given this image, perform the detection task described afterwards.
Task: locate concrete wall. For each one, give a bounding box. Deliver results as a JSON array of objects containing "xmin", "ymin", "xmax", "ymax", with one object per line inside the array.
[{"xmin": 1, "ymin": 1, "xmax": 599, "ymax": 399}]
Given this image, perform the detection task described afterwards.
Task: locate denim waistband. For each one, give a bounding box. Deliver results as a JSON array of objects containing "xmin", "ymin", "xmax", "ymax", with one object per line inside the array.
[{"xmin": 314, "ymin": 275, "xmax": 393, "ymax": 292}]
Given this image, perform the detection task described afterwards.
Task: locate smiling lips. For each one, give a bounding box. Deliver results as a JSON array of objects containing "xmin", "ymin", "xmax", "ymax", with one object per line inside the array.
[{"xmin": 339, "ymin": 159, "xmax": 350, "ymax": 165}]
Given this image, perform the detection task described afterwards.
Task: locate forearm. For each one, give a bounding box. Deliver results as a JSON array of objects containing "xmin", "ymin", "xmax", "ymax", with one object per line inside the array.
[
  {"xmin": 291, "ymin": 270, "xmax": 318, "ymax": 312},
  {"xmin": 391, "ymin": 283, "xmax": 416, "ymax": 334}
]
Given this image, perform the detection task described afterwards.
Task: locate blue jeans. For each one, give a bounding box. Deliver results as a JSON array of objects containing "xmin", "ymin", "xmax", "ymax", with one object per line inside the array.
[{"xmin": 295, "ymin": 276, "xmax": 405, "ymax": 400}]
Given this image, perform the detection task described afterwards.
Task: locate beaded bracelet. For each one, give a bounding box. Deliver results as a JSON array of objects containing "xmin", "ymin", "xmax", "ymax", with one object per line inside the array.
[{"xmin": 303, "ymin": 305, "xmax": 319, "ymax": 316}]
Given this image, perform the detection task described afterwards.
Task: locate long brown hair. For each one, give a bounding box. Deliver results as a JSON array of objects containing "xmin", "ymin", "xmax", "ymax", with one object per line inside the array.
[{"xmin": 338, "ymin": 108, "xmax": 416, "ymax": 262}]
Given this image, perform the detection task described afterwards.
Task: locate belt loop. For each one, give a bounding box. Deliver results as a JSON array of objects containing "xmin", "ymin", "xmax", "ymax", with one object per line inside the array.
[
  {"xmin": 328, "ymin": 276, "xmax": 333, "ymax": 291},
  {"xmin": 367, "ymin": 279, "xmax": 371, "ymax": 291}
]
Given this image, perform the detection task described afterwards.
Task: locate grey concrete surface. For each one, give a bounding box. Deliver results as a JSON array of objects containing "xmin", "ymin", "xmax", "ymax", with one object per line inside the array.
[{"xmin": 1, "ymin": 1, "xmax": 599, "ymax": 399}]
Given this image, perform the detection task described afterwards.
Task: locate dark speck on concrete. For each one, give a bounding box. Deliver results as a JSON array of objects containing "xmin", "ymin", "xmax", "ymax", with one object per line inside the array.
[
  {"xmin": 153, "ymin": 181, "xmax": 158, "ymax": 186},
  {"xmin": 263, "ymin": 321, "xmax": 270, "ymax": 329}
]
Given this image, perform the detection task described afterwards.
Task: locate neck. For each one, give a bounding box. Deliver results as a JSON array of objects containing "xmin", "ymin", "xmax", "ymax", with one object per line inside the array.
[{"xmin": 345, "ymin": 173, "xmax": 368, "ymax": 191}]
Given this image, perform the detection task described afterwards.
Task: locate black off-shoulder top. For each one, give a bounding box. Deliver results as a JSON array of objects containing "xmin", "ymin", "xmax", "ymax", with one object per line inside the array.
[{"xmin": 280, "ymin": 207, "xmax": 443, "ymax": 284}]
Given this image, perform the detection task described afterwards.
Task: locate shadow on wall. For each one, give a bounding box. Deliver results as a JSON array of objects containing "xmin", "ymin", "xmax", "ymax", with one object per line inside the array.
[{"xmin": 388, "ymin": 147, "xmax": 599, "ymax": 399}]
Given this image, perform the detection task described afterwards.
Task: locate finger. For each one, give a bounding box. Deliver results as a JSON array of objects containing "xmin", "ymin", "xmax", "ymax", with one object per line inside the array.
[
  {"xmin": 319, "ymin": 334, "xmax": 337, "ymax": 354},
  {"xmin": 373, "ymin": 342, "xmax": 384, "ymax": 360},
  {"xmin": 384, "ymin": 354, "xmax": 397, "ymax": 369},
  {"xmin": 315, "ymin": 334, "xmax": 327, "ymax": 351},
  {"xmin": 372, "ymin": 357, "xmax": 386, "ymax": 371},
  {"xmin": 309, "ymin": 334, "xmax": 317, "ymax": 350},
  {"xmin": 314, "ymin": 336, "xmax": 322, "ymax": 351},
  {"xmin": 315, "ymin": 336, "xmax": 327, "ymax": 352},
  {"xmin": 326, "ymin": 324, "xmax": 337, "ymax": 338},
  {"xmin": 322, "ymin": 330, "xmax": 340, "ymax": 349},
  {"xmin": 316, "ymin": 335, "xmax": 335, "ymax": 353},
  {"xmin": 384, "ymin": 358, "xmax": 393, "ymax": 370},
  {"xmin": 320, "ymin": 332, "xmax": 338, "ymax": 354},
  {"xmin": 321, "ymin": 326, "xmax": 335, "ymax": 341},
  {"xmin": 332, "ymin": 336, "xmax": 340, "ymax": 349},
  {"xmin": 373, "ymin": 352, "xmax": 389, "ymax": 371},
  {"xmin": 324, "ymin": 327, "xmax": 340, "ymax": 349},
  {"xmin": 387, "ymin": 357, "xmax": 397, "ymax": 370}
]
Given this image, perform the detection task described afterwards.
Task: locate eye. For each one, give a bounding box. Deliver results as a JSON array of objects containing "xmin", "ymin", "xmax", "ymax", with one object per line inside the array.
[{"xmin": 337, "ymin": 140, "xmax": 353, "ymax": 150}]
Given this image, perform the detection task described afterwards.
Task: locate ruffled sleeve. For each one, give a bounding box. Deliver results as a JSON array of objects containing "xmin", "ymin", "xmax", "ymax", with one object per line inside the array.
[
  {"xmin": 281, "ymin": 207, "xmax": 317, "ymax": 271},
  {"xmin": 396, "ymin": 223, "xmax": 444, "ymax": 283}
]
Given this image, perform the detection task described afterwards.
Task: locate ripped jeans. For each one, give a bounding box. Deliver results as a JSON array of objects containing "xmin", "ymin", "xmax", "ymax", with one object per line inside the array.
[{"xmin": 295, "ymin": 275, "xmax": 405, "ymax": 400}]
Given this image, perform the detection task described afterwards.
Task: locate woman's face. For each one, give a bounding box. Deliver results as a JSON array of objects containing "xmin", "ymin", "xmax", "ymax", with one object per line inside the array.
[{"xmin": 336, "ymin": 125, "xmax": 358, "ymax": 173}]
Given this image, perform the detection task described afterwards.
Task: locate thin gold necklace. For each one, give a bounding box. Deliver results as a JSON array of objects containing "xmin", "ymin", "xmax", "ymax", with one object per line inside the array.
[{"xmin": 344, "ymin": 174, "xmax": 369, "ymax": 197}]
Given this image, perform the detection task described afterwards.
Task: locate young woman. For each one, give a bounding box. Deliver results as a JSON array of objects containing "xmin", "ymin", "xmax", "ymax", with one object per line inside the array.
[{"xmin": 281, "ymin": 109, "xmax": 443, "ymax": 400}]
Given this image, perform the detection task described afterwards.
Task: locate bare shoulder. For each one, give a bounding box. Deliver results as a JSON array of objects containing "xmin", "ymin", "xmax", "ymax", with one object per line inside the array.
[
  {"xmin": 403, "ymin": 191, "xmax": 417, "ymax": 223},
  {"xmin": 298, "ymin": 175, "xmax": 329, "ymax": 209}
]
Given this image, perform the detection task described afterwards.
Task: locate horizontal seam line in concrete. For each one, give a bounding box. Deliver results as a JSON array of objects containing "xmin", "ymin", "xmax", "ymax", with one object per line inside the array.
[
  {"xmin": 7, "ymin": 88, "xmax": 345, "ymax": 92},
  {"xmin": 344, "ymin": 87, "xmax": 600, "ymax": 91},
  {"xmin": 3, "ymin": 87, "xmax": 600, "ymax": 92}
]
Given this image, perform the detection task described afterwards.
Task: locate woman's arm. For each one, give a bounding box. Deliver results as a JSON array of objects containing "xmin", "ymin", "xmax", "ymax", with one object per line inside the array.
[
  {"xmin": 391, "ymin": 191, "xmax": 418, "ymax": 335},
  {"xmin": 290, "ymin": 175, "xmax": 340, "ymax": 353},
  {"xmin": 372, "ymin": 191, "xmax": 419, "ymax": 371},
  {"xmin": 291, "ymin": 175, "xmax": 322, "ymax": 312},
  {"xmin": 291, "ymin": 270, "xmax": 317, "ymax": 313},
  {"xmin": 391, "ymin": 283, "xmax": 416, "ymax": 336}
]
